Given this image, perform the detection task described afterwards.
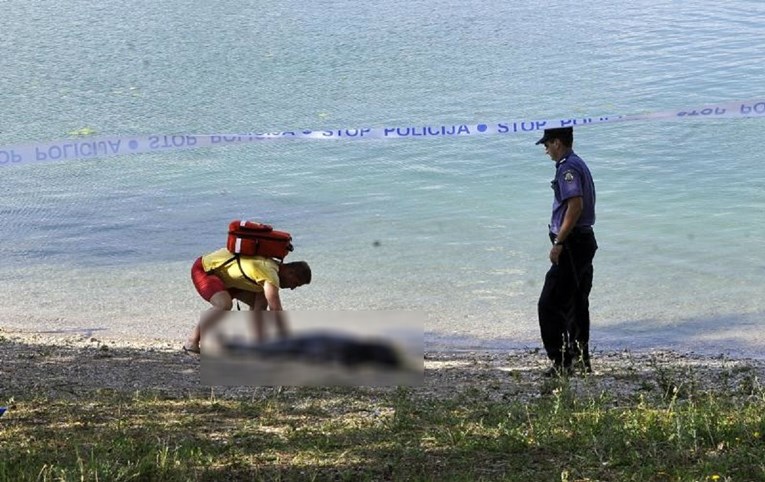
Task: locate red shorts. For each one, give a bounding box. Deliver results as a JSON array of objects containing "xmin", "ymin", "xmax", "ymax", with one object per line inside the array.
[{"xmin": 191, "ymin": 257, "xmax": 228, "ymax": 301}]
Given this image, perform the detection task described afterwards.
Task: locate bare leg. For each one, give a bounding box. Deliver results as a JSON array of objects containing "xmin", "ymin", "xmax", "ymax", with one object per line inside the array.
[{"xmin": 185, "ymin": 291, "xmax": 233, "ymax": 351}]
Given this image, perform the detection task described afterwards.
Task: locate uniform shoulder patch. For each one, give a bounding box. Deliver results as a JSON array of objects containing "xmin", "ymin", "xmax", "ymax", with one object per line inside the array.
[{"xmin": 563, "ymin": 170, "xmax": 576, "ymax": 182}]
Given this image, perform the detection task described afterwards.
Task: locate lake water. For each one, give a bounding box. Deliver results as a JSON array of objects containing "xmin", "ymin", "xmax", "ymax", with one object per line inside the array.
[{"xmin": 2, "ymin": 0, "xmax": 764, "ymax": 358}]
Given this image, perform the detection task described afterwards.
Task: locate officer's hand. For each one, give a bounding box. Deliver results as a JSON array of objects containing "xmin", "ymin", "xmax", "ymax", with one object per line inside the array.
[{"xmin": 549, "ymin": 245, "xmax": 563, "ymax": 265}]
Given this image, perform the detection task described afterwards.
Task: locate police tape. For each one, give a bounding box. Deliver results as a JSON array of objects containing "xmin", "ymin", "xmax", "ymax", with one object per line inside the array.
[{"xmin": 1, "ymin": 99, "xmax": 764, "ymax": 167}]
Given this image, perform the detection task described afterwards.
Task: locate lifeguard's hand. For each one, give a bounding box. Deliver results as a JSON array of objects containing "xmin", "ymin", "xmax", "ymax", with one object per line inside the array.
[{"xmin": 549, "ymin": 245, "xmax": 564, "ymax": 265}]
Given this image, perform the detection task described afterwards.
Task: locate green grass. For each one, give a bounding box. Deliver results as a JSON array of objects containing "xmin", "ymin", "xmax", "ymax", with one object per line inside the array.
[{"xmin": 2, "ymin": 371, "xmax": 764, "ymax": 482}]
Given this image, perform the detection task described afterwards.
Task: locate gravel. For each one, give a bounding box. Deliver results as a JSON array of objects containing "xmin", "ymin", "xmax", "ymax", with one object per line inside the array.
[{"xmin": 2, "ymin": 328, "xmax": 763, "ymax": 404}]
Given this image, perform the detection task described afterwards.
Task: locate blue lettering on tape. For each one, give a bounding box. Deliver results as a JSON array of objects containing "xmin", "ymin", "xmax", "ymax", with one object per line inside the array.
[
  {"xmin": 497, "ymin": 121, "xmax": 536, "ymax": 134},
  {"xmin": 212, "ymin": 135, "xmax": 266, "ymax": 143},
  {"xmin": 740, "ymin": 102, "xmax": 765, "ymax": 115},
  {"xmin": 320, "ymin": 129, "xmax": 371, "ymax": 137},
  {"xmin": 3, "ymin": 99, "xmax": 765, "ymax": 167},
  {"xmin": 560, "ymin": 118, "xmax": 593, "ymax": 127},
  {"xmin": 149, "ymin": 135, "xmax": 197, "ymax": 149},
  {"xmin": 0, "ymin": 150, "xmax": 22, "ymax": 163},
  {"xmin": 497, "ymin": 121, "xmax": 546, "ymax": 134},
  {"xmin": 79, "ymin": 143, "xmax": 94, "ymax": 156},
  {"xmin": 678, "ymin": 107, "xmax": 727, "ymax": 117},
  {"xmin": 36, "ymin": 147, "xmax": 49, "ymax": 160},
  {"xmin": 35, "ymin": 141, "xmax": 121, "ymax": 161},
  {"xmin": 384, "ymin": 125, "xmax": 472, "ymax": 137}
]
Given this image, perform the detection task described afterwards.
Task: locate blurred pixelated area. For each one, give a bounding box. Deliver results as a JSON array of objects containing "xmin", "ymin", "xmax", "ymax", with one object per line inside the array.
[{"xmin": 200, "ymin": 311, "xmax": 423, "ymax": 386}]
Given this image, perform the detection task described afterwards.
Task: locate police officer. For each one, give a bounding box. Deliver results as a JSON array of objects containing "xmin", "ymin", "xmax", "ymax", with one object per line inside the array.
[{"xmin": 536, "ymin": 127, "xmax": 598, "ymax": 376}]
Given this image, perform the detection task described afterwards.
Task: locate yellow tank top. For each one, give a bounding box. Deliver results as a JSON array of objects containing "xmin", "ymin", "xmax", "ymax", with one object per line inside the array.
[{"xmin": 201, "ymin": 248, "xmax": 280, "ymax": 292}]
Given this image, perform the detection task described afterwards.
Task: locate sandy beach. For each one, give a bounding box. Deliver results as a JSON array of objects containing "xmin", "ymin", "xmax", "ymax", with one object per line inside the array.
[{"xmin": 3, "ymin": 327, "xmax": 763, "ymax": 404}]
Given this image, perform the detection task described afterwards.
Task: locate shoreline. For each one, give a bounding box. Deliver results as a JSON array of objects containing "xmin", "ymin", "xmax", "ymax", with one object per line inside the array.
[{"xmin": 3, "ymin": 328, "xmax": 764, "ymax": 404}]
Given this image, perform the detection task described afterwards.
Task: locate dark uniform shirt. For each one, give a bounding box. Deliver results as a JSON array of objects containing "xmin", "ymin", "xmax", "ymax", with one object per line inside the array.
[{"xmin": 550, "ymin": 150, "xmax": 596, "ymax": 235}]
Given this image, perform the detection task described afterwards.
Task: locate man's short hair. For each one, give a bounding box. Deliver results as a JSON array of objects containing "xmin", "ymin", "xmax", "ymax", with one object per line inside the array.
[{"xmin": 285, "ymin": 261, "xmax": 312, "ymax": 284}]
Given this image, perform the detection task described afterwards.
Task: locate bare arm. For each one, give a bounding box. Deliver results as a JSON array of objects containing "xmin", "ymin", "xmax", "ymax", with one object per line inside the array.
[
  {"xmin": 263, "ymin": 282, "xmax": 283, "ymax": 311},
  {"xmin": 263, "ymin": 282, "xmax": 289, "ymax": 338}
]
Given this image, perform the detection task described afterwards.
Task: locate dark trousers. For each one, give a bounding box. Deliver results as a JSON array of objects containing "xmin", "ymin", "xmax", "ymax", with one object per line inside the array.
[{"xmin": 538, "ymin": 229, "xmax": 598, "ymax": 366}]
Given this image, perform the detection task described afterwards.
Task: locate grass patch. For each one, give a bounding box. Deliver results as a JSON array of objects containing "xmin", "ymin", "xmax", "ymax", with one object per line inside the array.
[{"xmin": 2, "ymin": 372, "xmax": 764, "ymax": 482}]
